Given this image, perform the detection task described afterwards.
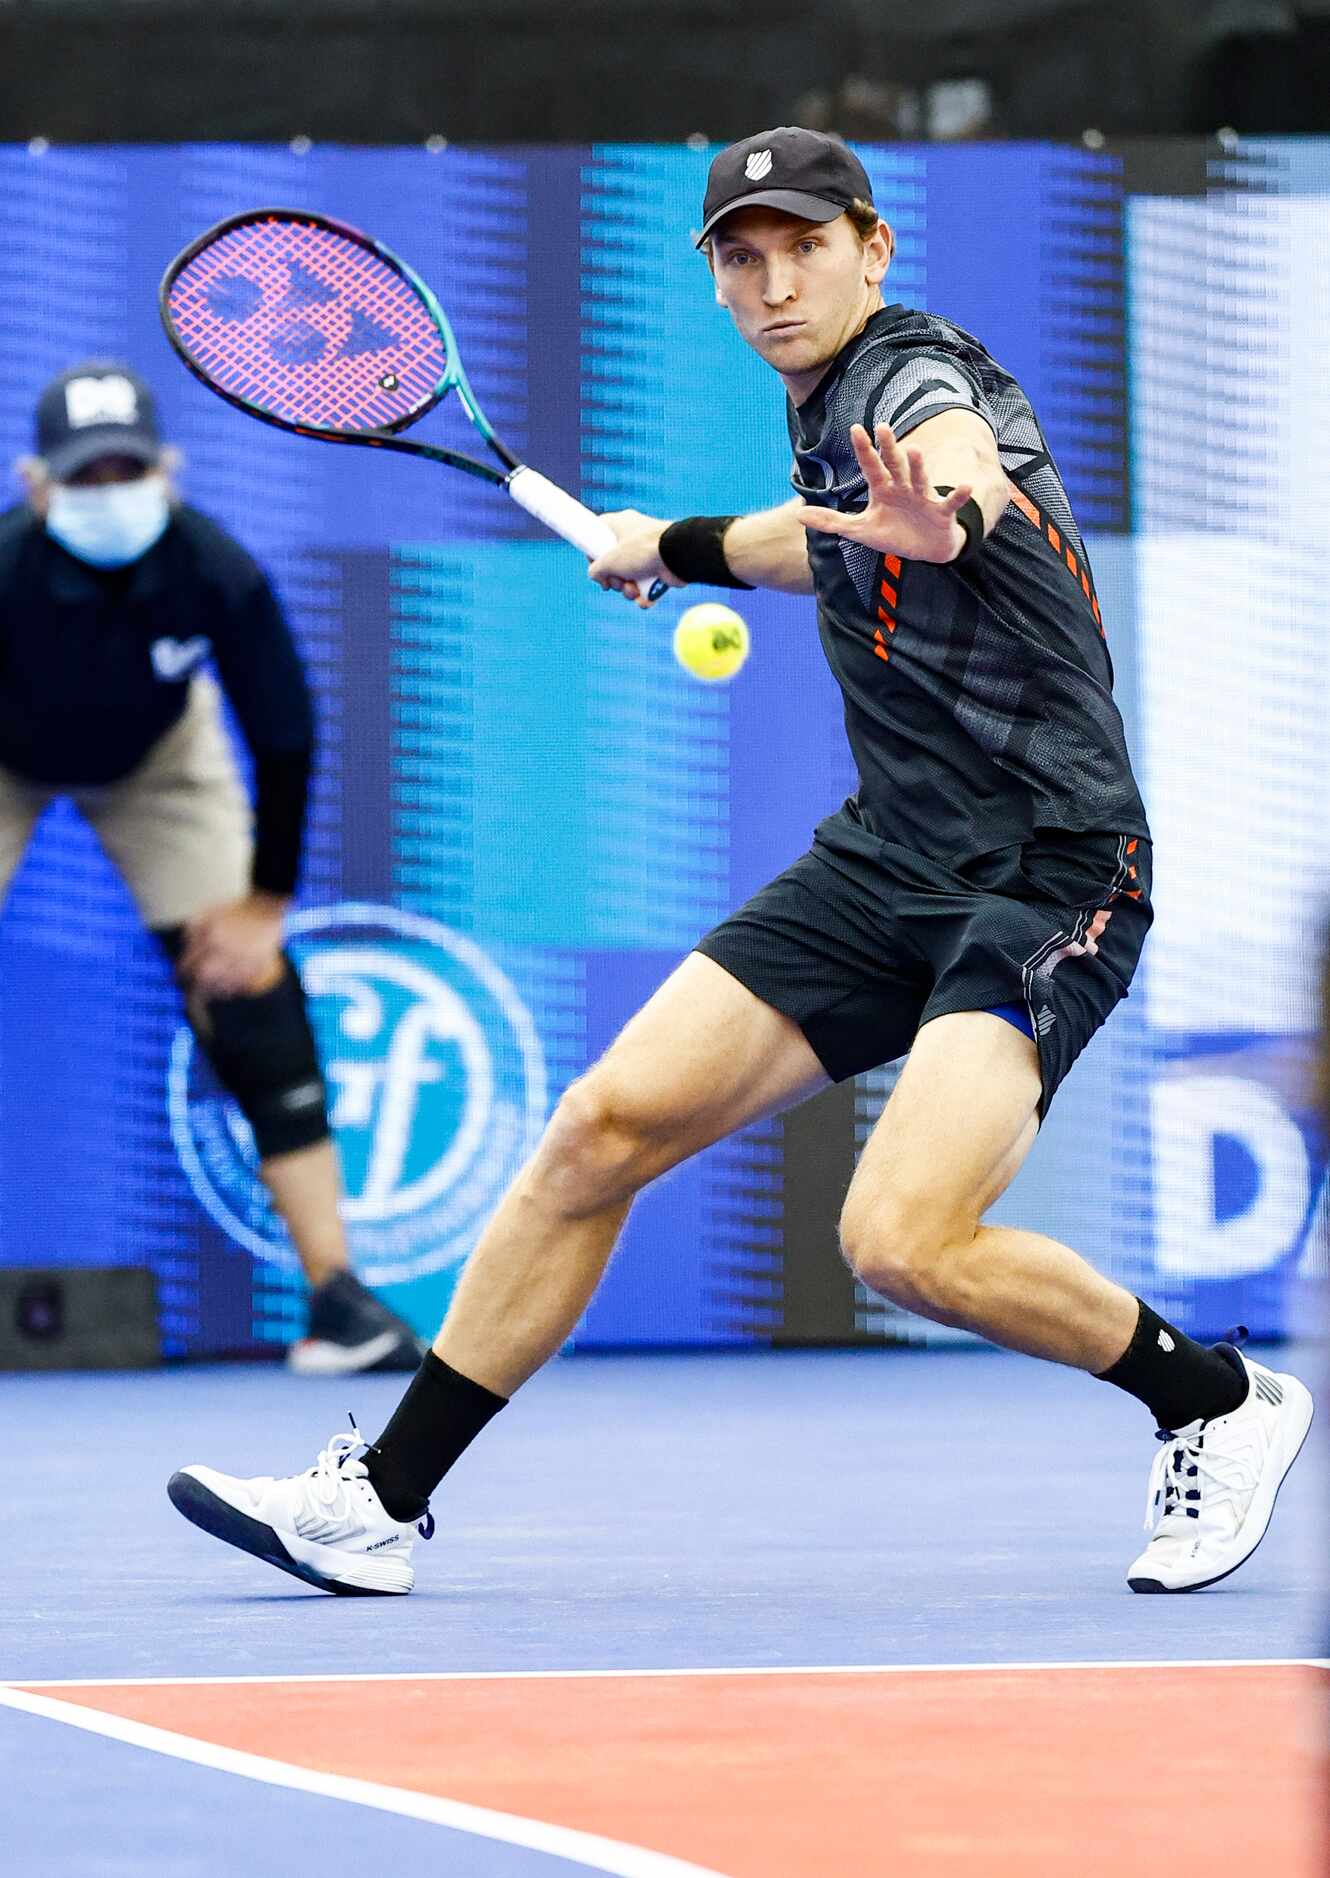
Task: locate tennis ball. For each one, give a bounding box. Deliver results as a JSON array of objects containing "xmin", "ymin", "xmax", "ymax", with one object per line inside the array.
[{"xmin": 672, "ymin": 603, "xmax": 750, "ymax": 683}]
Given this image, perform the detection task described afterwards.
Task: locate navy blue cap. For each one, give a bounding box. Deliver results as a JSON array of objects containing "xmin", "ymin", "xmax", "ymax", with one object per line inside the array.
[{"xmin": 36, "ymin": 362, "xmax": 162, "ymax": 479}]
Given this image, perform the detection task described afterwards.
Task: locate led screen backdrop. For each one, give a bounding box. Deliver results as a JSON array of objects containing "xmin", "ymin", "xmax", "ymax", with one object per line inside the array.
[{"xmin": 0, "ymin": 140, "xmax": 1325, "ymax": 1356}]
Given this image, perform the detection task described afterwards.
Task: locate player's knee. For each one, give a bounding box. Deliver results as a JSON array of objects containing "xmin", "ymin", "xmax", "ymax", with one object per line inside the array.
[
  {"xmin": 838, "ymin": 1185, "xmax": 964, "ymax": 1314},
  {"xmin": 535, "ymin": 1074, "xmax": 665, "ymax": 1214},
  {"xmin": 189, "ymin": 958, "xmax": 330, "ymax": 1161}
]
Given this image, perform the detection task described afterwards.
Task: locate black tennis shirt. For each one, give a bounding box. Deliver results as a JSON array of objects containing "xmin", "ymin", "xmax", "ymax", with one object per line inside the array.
[
  {"xmin": 0, "ymin": 503, "xmax": 314, "ymax": 898},
  {"xmin": 790, "ymin": 304, "xmax": 1149, "ymax": 875}
]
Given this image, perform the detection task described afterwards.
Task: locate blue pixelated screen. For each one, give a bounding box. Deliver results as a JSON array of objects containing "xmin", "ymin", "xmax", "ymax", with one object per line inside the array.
[{"xmin": 0, "ymin": 142, "xmax": 1326, "ymax": 1356}]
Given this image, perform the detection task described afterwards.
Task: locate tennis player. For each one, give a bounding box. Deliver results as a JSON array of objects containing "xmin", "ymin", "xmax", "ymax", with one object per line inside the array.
[
  {"xmin": 170, "ymin": 130, "xmax": 1312, "ymax": 1595},
  {"xmin": 2, "ymin": 362, "xmax": 421, "ymax": 1374}
]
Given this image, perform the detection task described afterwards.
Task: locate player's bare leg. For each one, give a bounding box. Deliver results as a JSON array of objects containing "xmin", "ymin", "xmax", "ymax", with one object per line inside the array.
[
  {"xmin": 838, "ymin": 1011, "xmax": 1138, "ymax": 1369},
  {"xmin": 841, "ymin": 1010, "xmax": 1313, "ymax": 1593},
  {"xmin": 436, "ymin": 951, "xmax": 828, "ymax": 1394},
  {"xmin": 168, "ymin": 953, "xmax": 830, "ymax": 1590}
]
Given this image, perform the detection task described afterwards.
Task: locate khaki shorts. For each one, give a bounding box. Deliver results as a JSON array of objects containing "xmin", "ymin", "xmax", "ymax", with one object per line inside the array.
[{"xmin": 0, "ymin": 676, "xmax": 253, "ymax": 929}]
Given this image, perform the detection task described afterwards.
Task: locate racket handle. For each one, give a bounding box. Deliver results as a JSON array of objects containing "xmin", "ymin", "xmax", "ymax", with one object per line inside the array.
[
  {"xmin": 507, "ymin": 466, "xmax": 670, "ymax": 606},
  {"xmin": 506, "ymin": 465, "xmax": 616, "ymax": 559}
]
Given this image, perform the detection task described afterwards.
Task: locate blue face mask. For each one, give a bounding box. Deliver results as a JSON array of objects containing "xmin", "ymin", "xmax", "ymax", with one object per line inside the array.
[{"xmin": 46, "ymin": 473, "xmax": 171, "ymax": 568}]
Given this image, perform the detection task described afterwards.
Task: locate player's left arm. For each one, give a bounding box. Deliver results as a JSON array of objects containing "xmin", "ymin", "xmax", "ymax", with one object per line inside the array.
[
  {"xmin": 904, "ymin": 407, "xmax": 1009, "ymax": 535},
  {"xmin": 797, "ymin": 408, "xmax": 1008, "ymax": 567},
  {"xmin": 181, "ymin": 569, "xmax": 315, "ymax": 996}
]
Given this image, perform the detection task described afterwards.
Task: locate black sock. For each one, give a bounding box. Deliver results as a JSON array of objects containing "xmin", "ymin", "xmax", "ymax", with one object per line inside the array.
[
  {"xmin": 1096, "ymin": 1298, "xmax": 1248, "ymax": 1429},
  {"xmin": 363, "ymin": 1351, "xmax": 508, "ymax": 1520}
]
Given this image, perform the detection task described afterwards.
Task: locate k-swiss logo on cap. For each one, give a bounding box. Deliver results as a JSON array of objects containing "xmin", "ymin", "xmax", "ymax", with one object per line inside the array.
[
  {"xmin": 745, "ymin": 150, "xmax": 774, "ymax": 181},
  {"xmin": 64, "ymin": 374, "xmax": 140, "ymax": 430}
]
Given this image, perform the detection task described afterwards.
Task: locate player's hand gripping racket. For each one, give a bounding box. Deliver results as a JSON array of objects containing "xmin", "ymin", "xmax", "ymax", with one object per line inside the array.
[{"xmin": 160, "ymin": 208, "xmax": 665, "ymax": 599}]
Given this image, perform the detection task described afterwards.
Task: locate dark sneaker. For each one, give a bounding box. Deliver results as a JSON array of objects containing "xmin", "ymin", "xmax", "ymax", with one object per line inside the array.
[{"xmin": 287, "ymin": 1270, "xmax": 425, "ymax": 1376}]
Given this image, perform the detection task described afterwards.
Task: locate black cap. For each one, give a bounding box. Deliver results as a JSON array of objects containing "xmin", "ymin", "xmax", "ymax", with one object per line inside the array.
[
  {"xmin": 35, "ymin": 362, "xmax": 162, "ymax": 480},
  {"xmin": 697, "ymin": 126, "xmax": 874, "ymax": 248}
]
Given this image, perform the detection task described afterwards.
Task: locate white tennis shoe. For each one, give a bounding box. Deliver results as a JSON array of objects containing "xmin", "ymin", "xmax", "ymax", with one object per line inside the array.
[
  {"xmin": 1127, "ymin": 1349, "xmax": 1313, "ymax": 1594},
  {"xmin": 168, "ymin": 1423, "xmax": 432, "ymax": 1596}
]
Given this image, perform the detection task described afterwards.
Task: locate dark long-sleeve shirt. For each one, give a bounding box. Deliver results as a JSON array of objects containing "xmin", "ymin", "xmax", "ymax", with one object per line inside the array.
[{"xmin": 0, "ymin": 502, "xmax": 314, "ymax": 895}]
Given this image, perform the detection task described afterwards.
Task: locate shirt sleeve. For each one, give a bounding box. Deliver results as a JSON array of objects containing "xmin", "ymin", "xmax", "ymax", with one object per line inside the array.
[
  {"xmin": 249, "ymin": 749, "xmax": 314, "ymax": 899},
  {"xmin": 207, "ymin": 564, "xmax": 316, "ymax": 899},
  {"xmin": 867, "ymin": 350, "xmax": 999, "ymax": 443}
]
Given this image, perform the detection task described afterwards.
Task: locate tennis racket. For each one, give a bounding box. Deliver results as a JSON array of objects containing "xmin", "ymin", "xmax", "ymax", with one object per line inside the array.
[{"xmin": 159, "ymin": 207, "xmax": 663, "ymax": 597}]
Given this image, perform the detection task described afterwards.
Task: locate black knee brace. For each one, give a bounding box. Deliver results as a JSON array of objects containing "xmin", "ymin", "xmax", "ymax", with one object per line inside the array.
[{"xmin": 156, "ymin": 930, "xmax": 330, "ymax": 1159}]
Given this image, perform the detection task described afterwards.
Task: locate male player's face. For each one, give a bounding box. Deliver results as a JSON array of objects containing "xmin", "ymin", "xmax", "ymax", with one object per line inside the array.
[{"xmin": 710, "ymin": 207, "xmax": 891, "ymax": 399}]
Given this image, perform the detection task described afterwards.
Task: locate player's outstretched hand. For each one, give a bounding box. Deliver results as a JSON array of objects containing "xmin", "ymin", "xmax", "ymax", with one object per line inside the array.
[
  {"xmin": 588, "ymin": 510, "xmax": 686, "ymax": 608},
  {"xmin": 797, "ymin": 423, "xmax": 971, "ymax": 565}
]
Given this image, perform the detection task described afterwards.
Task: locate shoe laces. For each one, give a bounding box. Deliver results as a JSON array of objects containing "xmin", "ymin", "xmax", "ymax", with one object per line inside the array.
[
  {"xmin": 1143, "ymin": 1424, "xmax": 1258, "ymax": 1538},
  {"xmin": 306, "ymin": 1425, "xmax": 367, "ymax": 1510},
  {"xmin": 306, "ymin": 1417, "xmax": 434, "ymax": 1540}
]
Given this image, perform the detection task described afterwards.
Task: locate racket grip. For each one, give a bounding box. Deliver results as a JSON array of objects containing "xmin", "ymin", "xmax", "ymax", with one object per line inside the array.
[{"xmin": 506, "ymin": 465, "xmax": 616, "ymax": 559}]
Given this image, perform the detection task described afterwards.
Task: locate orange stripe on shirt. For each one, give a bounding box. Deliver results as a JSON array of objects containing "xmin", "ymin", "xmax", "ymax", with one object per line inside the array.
[{"xmin": 1007, "ymin": 482, "xmax": 1041, "ymax": 528}]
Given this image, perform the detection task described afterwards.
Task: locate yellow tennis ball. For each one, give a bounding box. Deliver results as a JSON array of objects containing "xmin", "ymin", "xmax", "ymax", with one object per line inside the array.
[{"xmin": 672, "ymin": 603, "xmax": 750, "ymax": 683}]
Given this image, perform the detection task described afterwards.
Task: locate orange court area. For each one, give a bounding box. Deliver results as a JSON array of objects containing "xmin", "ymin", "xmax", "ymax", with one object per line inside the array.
[{"xmin": 40, "ymin": 1663, "xmax": 1330, "ymax": 1878}]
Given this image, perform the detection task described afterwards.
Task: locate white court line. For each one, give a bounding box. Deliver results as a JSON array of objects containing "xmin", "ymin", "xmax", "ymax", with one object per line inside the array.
[
  {"xmin": 0, "ymin": 1684, "xmax": 731, "ymax": 1878},
  {"xmin": 7, "ymin": 1655, "xmax": 1328, "ymax": 1690}
]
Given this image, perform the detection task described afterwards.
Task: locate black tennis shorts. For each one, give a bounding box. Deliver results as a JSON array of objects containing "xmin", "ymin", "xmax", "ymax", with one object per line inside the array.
[{"xmin": 695, "ymin": 805, "xmax": 1153, "ymax": 1120}]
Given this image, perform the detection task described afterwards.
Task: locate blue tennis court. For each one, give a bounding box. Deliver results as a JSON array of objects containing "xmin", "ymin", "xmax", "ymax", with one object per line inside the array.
[{"xmin": 6, "ymin": 1347, "xmax": 1325, "ymax": 1875}]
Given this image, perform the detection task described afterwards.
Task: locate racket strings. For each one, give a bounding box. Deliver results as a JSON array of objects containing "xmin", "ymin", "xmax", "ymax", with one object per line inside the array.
[{"xmin": 167, "ymin": 219, "xmax": 449, "ymax": 434}]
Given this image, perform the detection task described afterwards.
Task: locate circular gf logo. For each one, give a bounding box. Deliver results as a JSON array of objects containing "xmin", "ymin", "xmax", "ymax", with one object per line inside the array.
[{"xmin": 168, "ymin": 903, "xmax": 547, "ymax": 1284}]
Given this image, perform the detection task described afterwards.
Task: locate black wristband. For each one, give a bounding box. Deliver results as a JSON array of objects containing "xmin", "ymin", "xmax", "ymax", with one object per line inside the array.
[
  {"xmin": 657, "ymin": 516, "xmax": 754, "ymax": 590},
  {"xmin": 934, "ymin": 487, "xmax": 986, "ymax": 567}
]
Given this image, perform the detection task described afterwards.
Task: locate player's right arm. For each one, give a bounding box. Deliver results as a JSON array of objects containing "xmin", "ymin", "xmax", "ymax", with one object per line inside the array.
[
  {"xmin": 723, "ymin": 499, "xmax": 815, "ymax": 593},
  {"xmin": 589, "ymin": 497, "xmax": 813, "ymax": 606}
]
